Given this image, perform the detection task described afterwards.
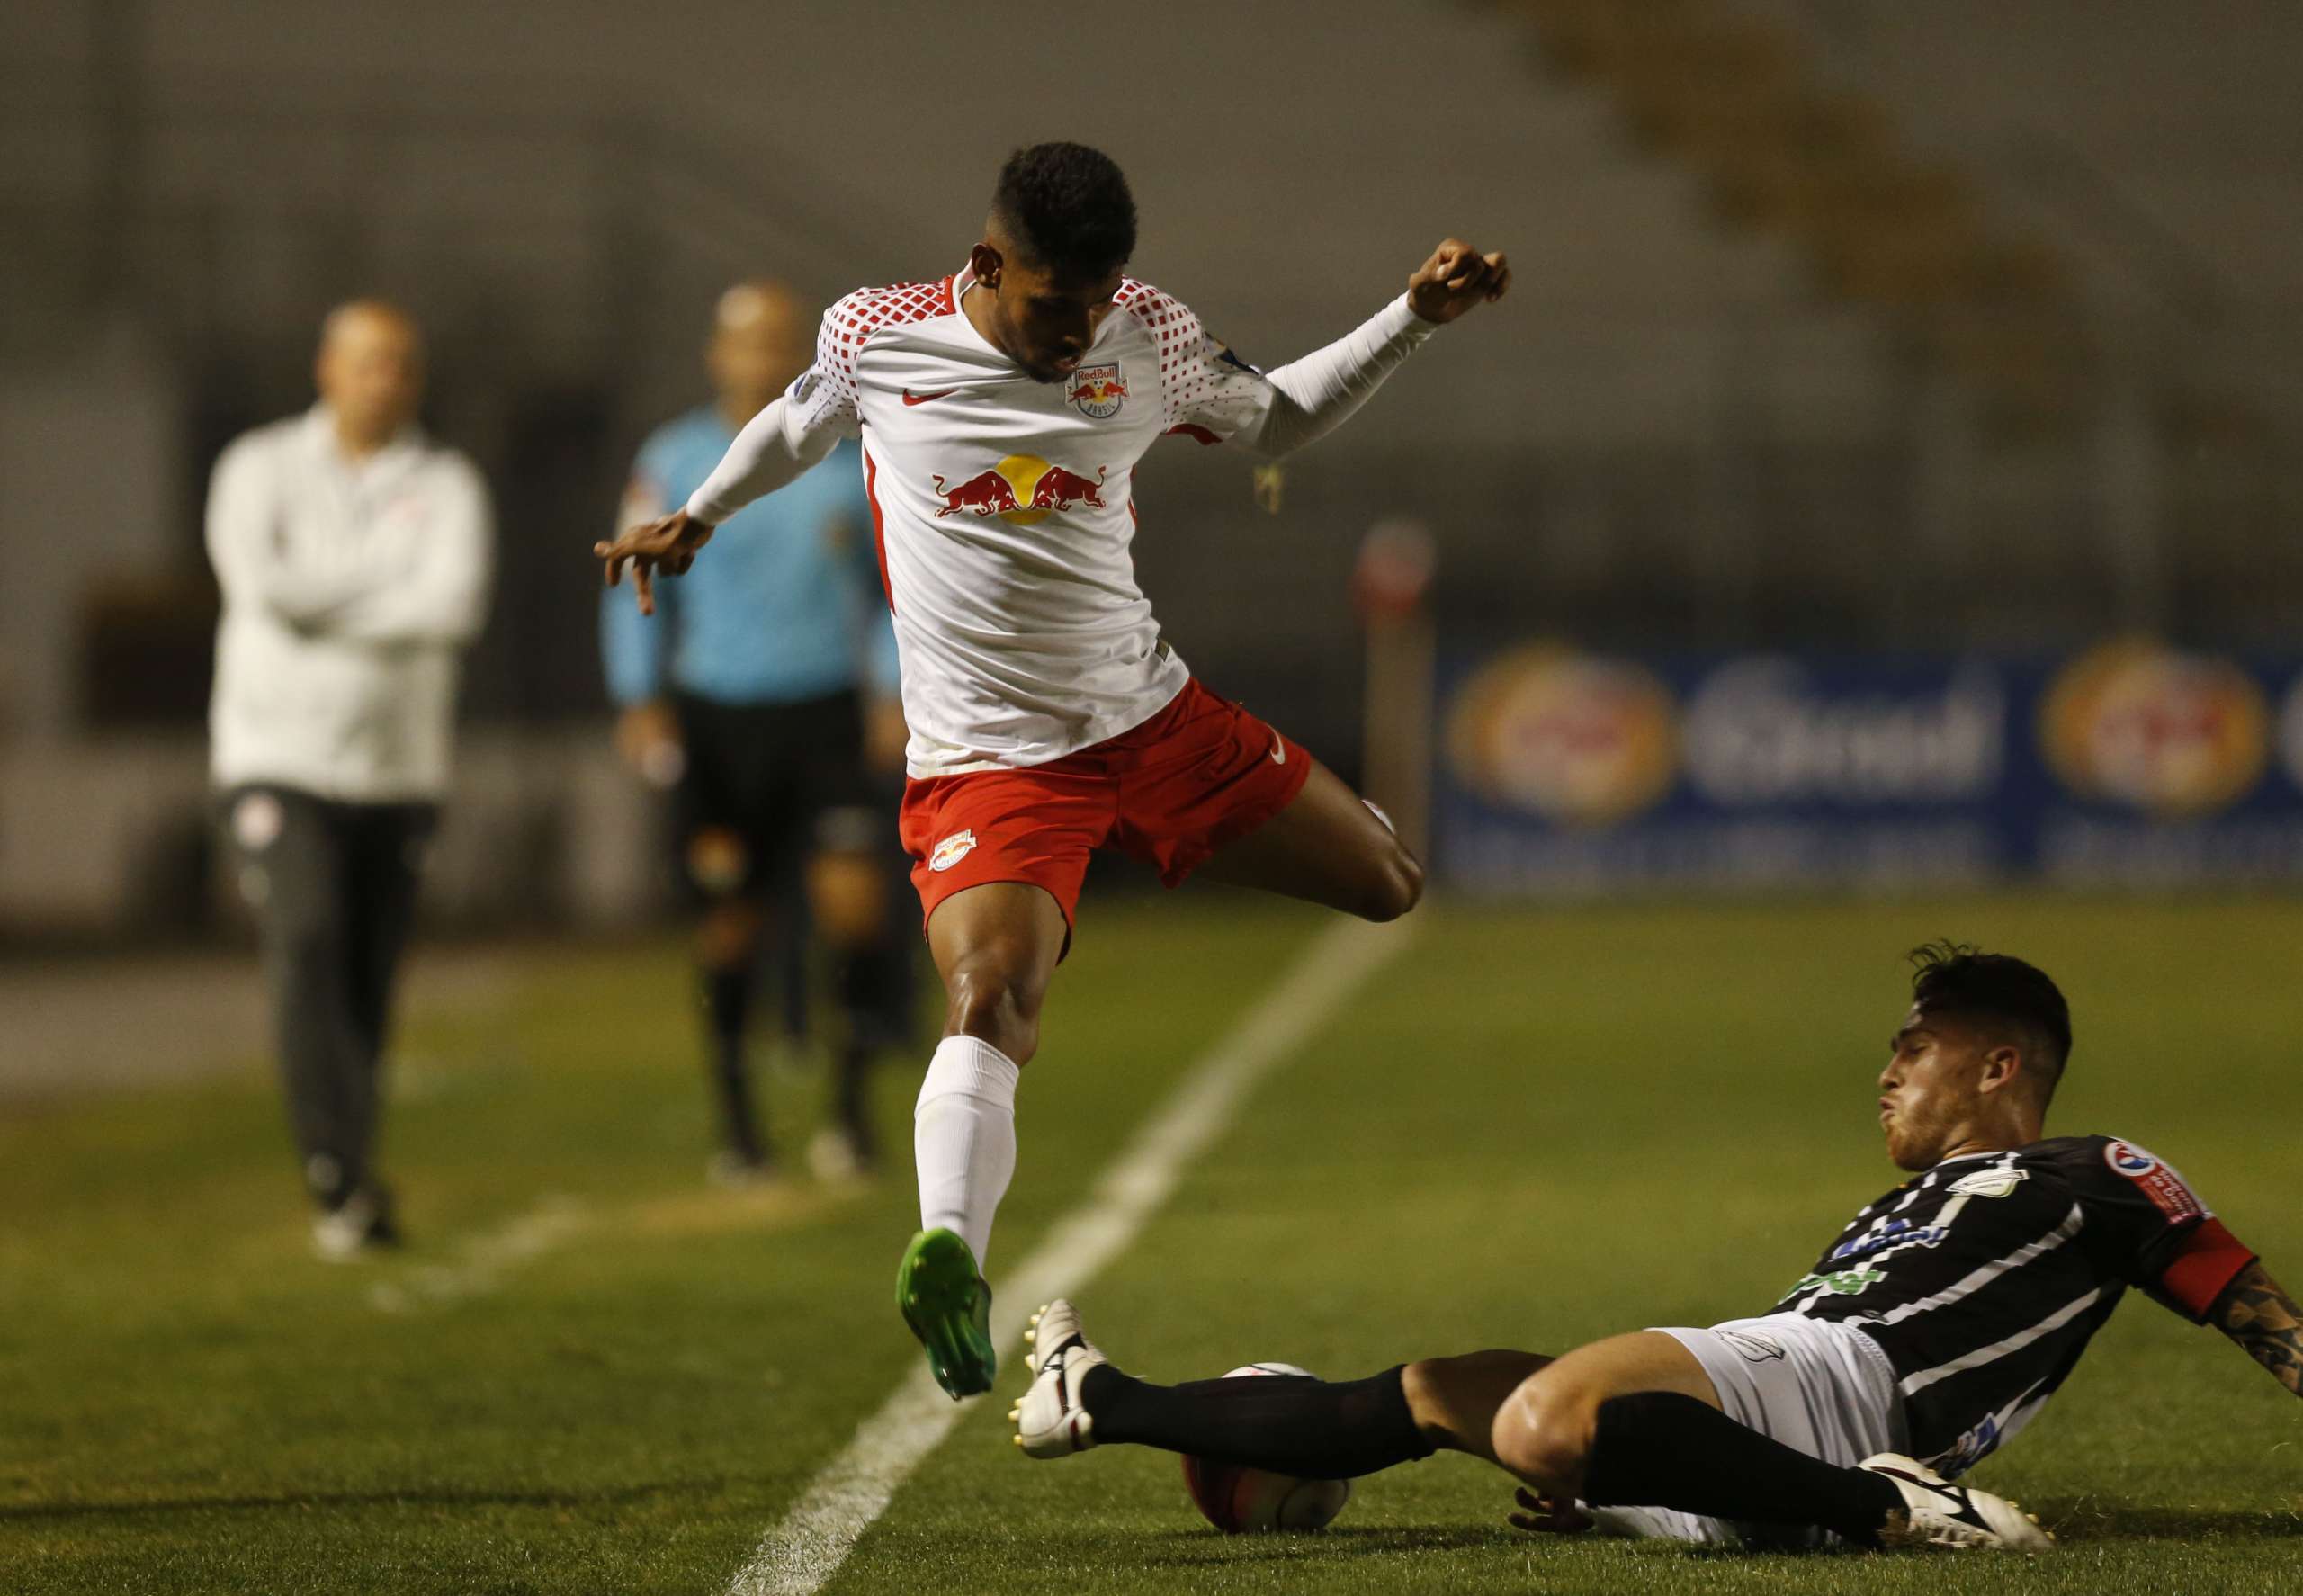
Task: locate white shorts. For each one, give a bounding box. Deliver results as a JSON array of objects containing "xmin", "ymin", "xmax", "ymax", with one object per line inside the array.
[{"xmin": 1589, "ymin": 1313, "xmax": 1908, "ymax": 1548}]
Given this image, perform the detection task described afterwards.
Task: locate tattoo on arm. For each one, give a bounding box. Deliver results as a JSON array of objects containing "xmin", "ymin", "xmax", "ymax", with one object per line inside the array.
[{"xmin": 2214, "ymin": 1261, "xmax": 2303, "ymax": 1397}]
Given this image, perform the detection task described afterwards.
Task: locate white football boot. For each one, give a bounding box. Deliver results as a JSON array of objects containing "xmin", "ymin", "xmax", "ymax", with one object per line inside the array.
[
  {"xmin": 1859, "ymin": 1454, "xmax": 2053, "ymax": 1551},
  {"xmin": 1009, "ymin": 1298, "xmax": 1107, "ymax": 1458}
]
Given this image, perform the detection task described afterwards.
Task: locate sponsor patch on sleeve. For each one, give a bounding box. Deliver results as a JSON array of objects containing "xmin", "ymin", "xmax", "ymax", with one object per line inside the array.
[{"xmin": 2103, "ymin": 1138, "xmax": 2207, "ymax": 1222}]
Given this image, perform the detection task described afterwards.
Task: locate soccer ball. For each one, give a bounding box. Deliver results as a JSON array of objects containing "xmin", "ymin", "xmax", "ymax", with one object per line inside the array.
[{"xmin": 1179, "ymin": 1363, "xmax": 1353, "ymax": 1533}]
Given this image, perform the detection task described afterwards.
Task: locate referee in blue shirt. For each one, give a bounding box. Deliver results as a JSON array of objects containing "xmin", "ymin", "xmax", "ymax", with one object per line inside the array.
[{"xmin": 604, "ymin": 281, "xmax": 910, "ymax": 1183}]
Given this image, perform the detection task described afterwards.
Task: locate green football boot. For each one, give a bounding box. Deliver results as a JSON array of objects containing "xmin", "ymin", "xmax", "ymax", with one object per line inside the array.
[{"xmin": 897, "ymin": 1227, "xmax": 996, "ymax": 1399}]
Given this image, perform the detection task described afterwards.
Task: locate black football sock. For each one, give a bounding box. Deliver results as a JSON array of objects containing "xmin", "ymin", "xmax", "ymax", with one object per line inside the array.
[
  {"xmin": 1582, "ymin": 1391, "xmax": 1903, "ymax": 1544},
  {"xmin": 1080, "ymin": 1364, "xmax": 1434, "ymax": 1481},
  {"xmin": 703, "ymin": 967, "xmax": 766, "ymax": 1163}
]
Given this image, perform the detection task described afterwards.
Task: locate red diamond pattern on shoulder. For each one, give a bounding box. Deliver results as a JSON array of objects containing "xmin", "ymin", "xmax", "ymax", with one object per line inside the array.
[
  {"xmin": 1116, "ymin": 279, "xmax": 1228, "ymax": 430},
  {"xmin": 817, "ymin": 276, "xmax": 959, "ymax": 415}
]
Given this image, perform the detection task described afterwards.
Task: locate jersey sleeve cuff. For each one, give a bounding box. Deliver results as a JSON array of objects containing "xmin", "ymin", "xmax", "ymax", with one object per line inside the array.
[
  {"xmin": 1384, "ymin": 292, "xmax": 1440, "ymax": 343},
  {"xmin": 681, "ymin": 492, "xmax": 728, "ymax": 527},
  {"xmin": 2158, "ymin": 1216, "xmax": 2257, "ymax": 1322}
]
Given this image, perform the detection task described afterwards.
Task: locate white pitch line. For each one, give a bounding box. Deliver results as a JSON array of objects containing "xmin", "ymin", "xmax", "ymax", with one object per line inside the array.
[
  {"xmin": 366, "ymin": 1194, "xmax": 588, "ymax": 1314},
  {"xmin": 725, "ymin": 914, "xmax": 1419, "ymax": 1596}
]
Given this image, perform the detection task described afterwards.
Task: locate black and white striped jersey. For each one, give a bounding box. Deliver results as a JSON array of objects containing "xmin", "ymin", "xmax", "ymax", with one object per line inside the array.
[{"xmin": 1774, "ymin": 1135, "xmax": 2255, "ymax": 1475}]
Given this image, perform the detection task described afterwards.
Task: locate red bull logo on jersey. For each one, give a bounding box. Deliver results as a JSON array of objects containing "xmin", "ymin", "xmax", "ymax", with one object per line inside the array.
[
  {"xmin": 931, "ymin": 455, "xmax": 1109, "ymax": 527},
  {"xmin": 1066, "ymin": 363, "xmax": 1128, "ymax": 419}
]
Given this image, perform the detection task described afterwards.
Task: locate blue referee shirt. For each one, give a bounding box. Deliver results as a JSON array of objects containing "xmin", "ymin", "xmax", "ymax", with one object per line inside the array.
[{"xmin": 601, "ymin": 409, "xmax": 898, "ymax": 707}]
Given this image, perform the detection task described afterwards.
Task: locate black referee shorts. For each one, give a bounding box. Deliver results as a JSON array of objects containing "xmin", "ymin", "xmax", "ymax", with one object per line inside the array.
[{"xmin": 670, "ymin": 688, "xmax": 888, "ymax": 905}]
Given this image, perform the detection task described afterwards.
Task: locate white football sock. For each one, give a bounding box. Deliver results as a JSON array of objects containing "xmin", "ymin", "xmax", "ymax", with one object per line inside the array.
[{"xmin": 913, "ymin": 1035, "xmax": 1021, "ymax": 1269}]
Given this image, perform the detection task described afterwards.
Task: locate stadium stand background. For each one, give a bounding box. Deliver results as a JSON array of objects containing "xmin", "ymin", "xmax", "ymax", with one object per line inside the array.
[{"xmin": 1, "ymin": 0, "xmax": 2295, "ymax": 933}]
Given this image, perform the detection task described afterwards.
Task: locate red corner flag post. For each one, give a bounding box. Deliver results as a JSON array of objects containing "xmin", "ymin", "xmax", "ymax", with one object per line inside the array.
[{"xmin": 1353, "ymin": 519, "xmax": 1437, "ymax": 863}]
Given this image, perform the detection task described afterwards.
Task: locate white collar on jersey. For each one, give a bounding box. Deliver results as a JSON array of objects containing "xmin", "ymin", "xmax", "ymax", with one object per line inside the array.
[{"xmin": 1926, "ymin": 1150, "xmax": 2011, "ymax": 1173}]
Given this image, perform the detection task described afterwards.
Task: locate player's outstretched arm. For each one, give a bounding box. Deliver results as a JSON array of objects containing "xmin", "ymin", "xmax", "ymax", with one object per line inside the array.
[
  {"xmin": 1223, "ymin": 237, "xmax": 1509, "ymax": 462},
  {"xmin": 594, "ymin": 380, "xmax": 848, "ymax": 614},
  {"xmin": 2213, "ymin": 1260, "xmax": 2303, "ymax": 1397}
]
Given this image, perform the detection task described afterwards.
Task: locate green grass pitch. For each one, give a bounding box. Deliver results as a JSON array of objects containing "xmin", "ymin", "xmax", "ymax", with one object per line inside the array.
[{"xmin": 3, "ymin": 895, "xmax": 2299, "ymax": 1593}]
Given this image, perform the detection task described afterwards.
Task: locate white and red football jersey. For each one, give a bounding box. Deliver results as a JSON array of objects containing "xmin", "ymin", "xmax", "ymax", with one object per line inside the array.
[{"xmin": 688, "ymin": 265, "xmax": 1432, "ymax": 776}]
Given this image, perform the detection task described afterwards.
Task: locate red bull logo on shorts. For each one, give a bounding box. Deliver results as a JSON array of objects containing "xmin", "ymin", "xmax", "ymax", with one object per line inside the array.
[
  {"xmin": 931, "ymin": 455, "xmax": 1108, "ymax": 526},
  {"xmin": 1445, "ymin": 644, "xmax": 1679, "ymax": 826},
  {"xmin": 2041, "ymin": 640, "xmax": 2267, "ymax": 818},
  {"xmin": 1066, "ymin": 362, "xmax": 1128, "ymax": 419}
]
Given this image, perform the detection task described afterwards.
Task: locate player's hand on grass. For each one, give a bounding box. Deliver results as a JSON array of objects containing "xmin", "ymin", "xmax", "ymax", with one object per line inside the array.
[
  {"xmin": 595, "ymin": 508, "xmax": 715, "ymax": 615},
  {"xmin": 1407, "ymin": 238, "xmax": 1510, "ymax": 324},
  {"xmin": 1507, "ymin": 1485, "xmax": 1593, "ymax": 1535}
]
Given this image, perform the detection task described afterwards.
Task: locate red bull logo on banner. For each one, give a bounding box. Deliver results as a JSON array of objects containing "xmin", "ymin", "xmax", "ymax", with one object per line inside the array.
[
  {"xmin": 1445, "ymin": 645, "xmax": 1678, "ymax": 826},
  {"xmin": 931, "ymin": 454, "xmax": 1108, "ymax": 527},
  {"xmin": 1066, "ymin": 363, "xmax": 1128, "ymax": 419},
  {"xmin": 2041, "ymin": 641, "xmax": 2268, "ymax": 819}
]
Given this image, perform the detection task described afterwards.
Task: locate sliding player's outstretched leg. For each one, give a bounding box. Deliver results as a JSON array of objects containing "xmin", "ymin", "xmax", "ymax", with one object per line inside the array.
[
  {"xmin": 1010, "ymin": 1298, "xmax": 1108, "ymax": 1455},
  {"xmin": 899, "ymin": 881, "xmax": 1068, "ymax": 1398},
  {"xmin": 1013, "ymin": 1296, "xmax": 1521, "ymax": 1473}
]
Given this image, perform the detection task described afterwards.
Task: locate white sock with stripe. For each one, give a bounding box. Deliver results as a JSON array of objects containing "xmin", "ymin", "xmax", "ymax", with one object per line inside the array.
[{"xmin": 913, "ymin": 1035, "xmax": 1020, "ymax": 1269}]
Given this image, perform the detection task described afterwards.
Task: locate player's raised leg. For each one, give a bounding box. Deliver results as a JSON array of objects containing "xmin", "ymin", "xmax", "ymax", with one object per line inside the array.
[
  {"xmin": 1196, "ymin": 758, "xmax": 1422, "ymax": 922},
  {"xmin": 898, "ymin": 880, "xmax": 1069, "ymax": 1397}
]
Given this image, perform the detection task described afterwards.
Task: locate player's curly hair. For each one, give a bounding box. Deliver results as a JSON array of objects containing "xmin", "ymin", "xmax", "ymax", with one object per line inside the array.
[
  {"xmin": 991, "ymin": 142, "xmax": 1137, "ymax": 282},
  {"xmin": 1908, "ymin": 941, "xmax": 2073, "ymax": 1098}
]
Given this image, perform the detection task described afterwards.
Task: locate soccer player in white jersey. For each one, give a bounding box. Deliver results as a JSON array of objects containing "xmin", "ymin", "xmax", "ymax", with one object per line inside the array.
[{"xmin": 597, "ymin": 142, "xmax": 1508, "ymax": 1397}]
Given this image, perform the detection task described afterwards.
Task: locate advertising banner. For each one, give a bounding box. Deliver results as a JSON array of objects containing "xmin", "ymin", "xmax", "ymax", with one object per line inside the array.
[{"xmin": 1435, "ymin": 640, "xmax": 2303, "ymax": 893}]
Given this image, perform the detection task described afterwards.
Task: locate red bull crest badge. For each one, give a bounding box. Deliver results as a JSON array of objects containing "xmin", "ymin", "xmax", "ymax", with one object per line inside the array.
[
  {"xmin": 1066, "ymin": 362, "xmax": 1127, "ymax": 419},
  {"xmin": 931, "ymin": 455, "xmax": 1108, "ymax": 526}
]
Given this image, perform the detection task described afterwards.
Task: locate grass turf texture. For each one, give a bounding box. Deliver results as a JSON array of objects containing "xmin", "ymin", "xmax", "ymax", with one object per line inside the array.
[{"xmin": 1, "ymin": 896, "xmax": 2298, "ymax": 1594}]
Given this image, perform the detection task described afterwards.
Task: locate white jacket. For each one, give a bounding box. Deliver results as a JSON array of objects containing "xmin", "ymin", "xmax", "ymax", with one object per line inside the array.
[{"xmin": 206, "ymin": 406, "xmax": 494, "ymax": 802}]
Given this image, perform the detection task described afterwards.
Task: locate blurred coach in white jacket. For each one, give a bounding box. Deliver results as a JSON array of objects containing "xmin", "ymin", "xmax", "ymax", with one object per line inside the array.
[{"xmin": 206, "ymin": 300, "xmax": 493, "ymax": 1258}]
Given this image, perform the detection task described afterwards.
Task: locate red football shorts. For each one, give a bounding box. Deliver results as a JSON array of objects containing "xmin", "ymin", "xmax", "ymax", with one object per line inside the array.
[{"xmin": 899, "ymin": 678, "xmax": 1313, "ymax": 937}]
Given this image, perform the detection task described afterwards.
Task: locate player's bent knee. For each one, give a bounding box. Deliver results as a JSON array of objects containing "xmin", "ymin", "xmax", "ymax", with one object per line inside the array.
[
  {"xmin": 1358, "ymin": 846, "xmax": 1424, "ymax": 923},
  {"xmin": 943, "ymin": 966, "xmax": 1044, "ymax": 1063},
  {"xmin": 1491, "ymin": 1376, "xmax": 1594, "ymax": 1493}
]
